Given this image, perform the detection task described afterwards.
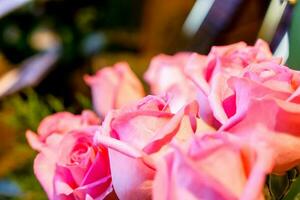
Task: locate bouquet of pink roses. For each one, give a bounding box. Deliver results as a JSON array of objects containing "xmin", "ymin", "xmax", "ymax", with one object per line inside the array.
[{"xmin": 27, "ymin": 40, "xmax": 300, "ymax": 200}]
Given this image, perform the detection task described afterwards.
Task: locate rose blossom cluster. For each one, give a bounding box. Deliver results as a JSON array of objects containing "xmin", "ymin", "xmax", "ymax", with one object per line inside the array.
[{"xmin": 27, "ymin": 39, "xmax": 300, "ymax": 200}]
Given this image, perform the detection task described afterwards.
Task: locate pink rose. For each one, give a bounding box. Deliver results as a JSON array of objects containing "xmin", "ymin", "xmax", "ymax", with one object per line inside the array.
[
  {"xmin": 144, "ymin": 53, "xmax": 205, "ymax": 113},
  {"xmin": 84, "ymin": 62, "xmax": 145, "ymax": 118},
  {"xmin": 206, "ymin": 61, "xmax": 294, "ymax": 126},
  {"xmin": 208, "ymin": 61, "xmax": 300, "ymax": 173},
  {"xmin": 218, "ymin": 62, "xmax": 300, "ymax": 131},
  {"xmin": 212, "ymin": 60, "xmax": 299, "ymax": 131},
  {"xmin": 153, "ymin": 133, "xmax": 274, "ymax": 200},
  {"xmin": 94, "ymin": 95, "xmax": 214, "ymax": 200},
  {"xmin": 144, "ymin": 40, "xmax": 276, "ymax": 123},
  {"xmin": 185, "ymin": 41, "xmax": 300, "ymax": 174},
  {"xmin": 197, "ymin": 40, "xmax": 279, "ymax": 126},
  {"xmin": 207, "ymin": 39, "xmax": 274, "ymax": 73},
  {"xmin": 53, "ymin": 127, "xmax": 112, "ymax": 200},
  {"xmin": 26, "ymin": 111, "xmax": 112, "ymax": 200}
]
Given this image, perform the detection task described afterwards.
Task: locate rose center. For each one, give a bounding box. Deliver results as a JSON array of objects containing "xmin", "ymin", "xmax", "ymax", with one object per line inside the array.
[{"xmin": 70, "ymin": 143, "xmax": 90, "ymax": 165}]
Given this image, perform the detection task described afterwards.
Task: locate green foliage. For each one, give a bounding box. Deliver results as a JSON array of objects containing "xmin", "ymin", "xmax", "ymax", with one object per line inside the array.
[
  {"xmin": 287, "ymin": 2, "xmax": 300, "ymax": 69},
  {"xmin": 2, "ymin": 89, "xmax": 60, "ymax": 132},
  {"xmin": 75, "ymin": 92, "xmax": 92, "ymax": 110},
  {"xmin": 284, "ymin": 167, "xmax": 300, "ymax": 200},
  {"xmin": 265, "ymin": 168, "xmax": 300, "ymax": 200},
  {"xmin": 1, "ymin": 88, "xmax": 91, "ymax": 133},
  {"xmin": 268, "ymin": 173, "xmax": 290, "ymax": 199}
]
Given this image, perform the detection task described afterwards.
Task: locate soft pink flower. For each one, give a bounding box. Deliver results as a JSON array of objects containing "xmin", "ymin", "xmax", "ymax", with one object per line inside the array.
[
  {"xmin": 209, "ymin": 61, "xmax": 300, "ymax": 173},
  {"xmin": 84, "ymin": 62, "xmax": 145, "ymax": 118},
  {"xmin": 207, "ymin": 61, "xmax": 296, "ymax": 127},
  {"xmin": 144, "ymin": 53, "xmax": 204, "ymax": 113},
  {"xmin": 26, "ymin": 111, "xmax": 112, "ymax": 200},
  {"xmin": 207, "ymin": 39, "xmax": 274, "ymax": 74},
  {"xmin": 208, "ymin": 59, "xmax": 300, "ymax": 130},
  {"xmin": 144, "ymin": 40, "xmax": 276, "ymax": 123},
  {"xmin": 197, "ymin": 40, "xmax": 280, "ymax": 126},
  {"xmin": 94, "ymin": 95, "xmax": 214, "ymax": 200},
  {"xmin": 153, "ymin": 133, "xmax": 274, "ymax": 200},
  {"xmin": 219, "ymin": 64, "xmax": 300, "ymax": 132},
  {"xmin": 185, "ymin": 41, "xmax": 300, "ymax": 174},
  {"xmin": 53, "ymin": 128, "xmax": 112, "ymax": 200}
]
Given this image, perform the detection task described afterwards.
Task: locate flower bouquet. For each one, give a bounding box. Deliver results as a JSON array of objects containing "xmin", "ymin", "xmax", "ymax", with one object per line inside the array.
[{"xmin": 27, "ymin": 40, "xmax": 300, "ymax": 200}]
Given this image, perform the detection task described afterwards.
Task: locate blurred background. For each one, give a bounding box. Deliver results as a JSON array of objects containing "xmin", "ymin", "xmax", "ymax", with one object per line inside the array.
[{"xmin": 0, "ymin": 0, "xmax": 299, "ymax": 199}]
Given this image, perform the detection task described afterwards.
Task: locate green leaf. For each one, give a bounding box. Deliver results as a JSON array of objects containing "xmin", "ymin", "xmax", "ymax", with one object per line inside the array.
[
  {"xmin": 283, "ymin": 175, "xmax": 300, "ymax": 200},
  {"xmin": 46, "ymin": 95, "xmax": 64, "ymax": 112},
  {"xmin": 75, "ymin": 92, "xmax": 92, "ymax": 109},
  {"xmin": 268, "ymin": 173, "xmax": 290, "ymax": 199}
]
